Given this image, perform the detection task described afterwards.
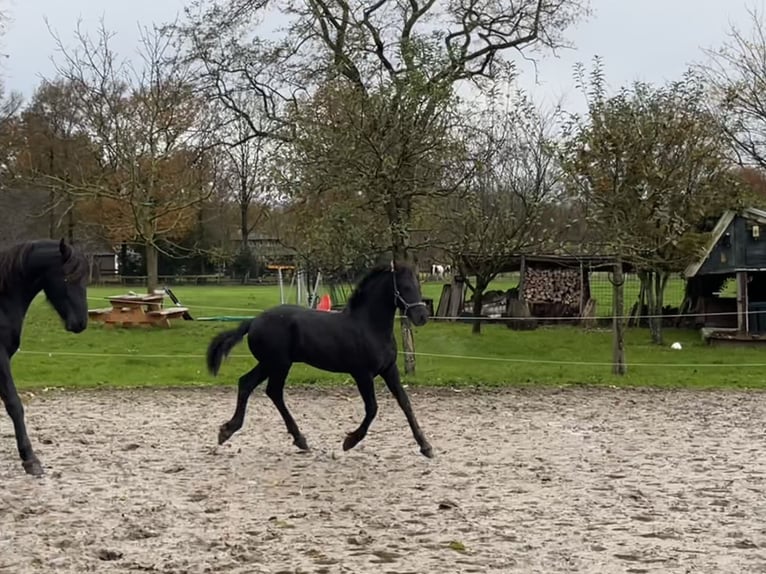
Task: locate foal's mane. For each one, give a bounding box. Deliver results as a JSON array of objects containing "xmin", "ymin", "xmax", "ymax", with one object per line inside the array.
[
  {"xmin": 346, "ymin": 261, "xmax": 413, "ymax": 311},
  {"xmin": 0, "ymin": 240, "xmax": 88, "ymax": 293}
]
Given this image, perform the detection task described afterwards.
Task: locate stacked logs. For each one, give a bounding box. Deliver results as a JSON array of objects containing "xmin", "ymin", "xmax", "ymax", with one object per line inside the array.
[{"xmin": 523, "ymin": 266, "xmax": 581, "ymax": 308}]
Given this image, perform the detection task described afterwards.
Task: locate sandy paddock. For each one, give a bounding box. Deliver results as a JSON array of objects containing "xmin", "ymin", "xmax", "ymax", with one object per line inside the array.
[{"xmin": 1, "ymin": 385, "xmax": 766, "ymax": 573}]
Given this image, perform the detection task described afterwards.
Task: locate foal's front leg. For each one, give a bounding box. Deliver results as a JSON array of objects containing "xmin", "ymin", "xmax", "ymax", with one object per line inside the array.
[
  {"xmin": 343, "ymin": 373, "xmax": 377, "ymax": 452},
  {"xmin": 0, "ymin": 352, "xmax": 43, "ymax": 476},
  {"xmin": 380, "ymin": 362, "xmax": 433, "ymax": 458}
]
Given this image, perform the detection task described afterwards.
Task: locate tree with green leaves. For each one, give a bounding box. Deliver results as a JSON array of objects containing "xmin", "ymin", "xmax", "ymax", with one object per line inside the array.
[{"xmin": 560, "ymin": 58, "xmax": 743, "ymax": 350}]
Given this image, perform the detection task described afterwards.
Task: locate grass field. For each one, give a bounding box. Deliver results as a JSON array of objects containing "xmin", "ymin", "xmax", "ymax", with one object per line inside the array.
[{"xmin": 9, "ymin": 278, "xmax": 765, "ymax": 392}]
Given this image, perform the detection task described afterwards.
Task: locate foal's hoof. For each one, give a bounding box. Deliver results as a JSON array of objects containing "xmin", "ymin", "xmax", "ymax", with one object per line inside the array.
[
  {"xmin": 420, "ymin": 444, "xmax": 434, "ymax": 458},
  {"xmin": 293, "ymin": 435, "xmax": 310, "ymax": 451},
  {"xmin": 22, "ymin": 458, "xmax": 44, "ymax": 477},
  {"xmin": 218, "ymin": 424, "xmax": 234, "ymax": 445},
  {"xmin": 342, "ymin": 433, "xmax": 360, "ymax": 452}
]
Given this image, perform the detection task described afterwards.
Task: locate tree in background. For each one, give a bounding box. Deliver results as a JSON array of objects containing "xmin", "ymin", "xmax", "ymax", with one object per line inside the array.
[
  {"xmin": 700, "ymin": 6, "xmax": 766, "ymax": 171},
  {"xmin": 14, "ymin": 80, "xmax": 102, "ymax": 242},
  {"xmin": 179, "ymin": 0, "xmax": 589, "ymax": 262},
  {"xmin": 178, "ymin": 0, "xmax": 589, "ymax": 373},
  {"xmin": 560, "ymin": 58, "xmax": 744, "ymax": 353},
  {"xmin": 47, "ymin": 21, "xmax": 218, "ymax": 292},
  {"xmin": 215, "ymin": 99, "xmax": 281, "ymax": 281},
  {"xmin": 444, "ymin": 91, "xmax": 565, "ymax": 334}
]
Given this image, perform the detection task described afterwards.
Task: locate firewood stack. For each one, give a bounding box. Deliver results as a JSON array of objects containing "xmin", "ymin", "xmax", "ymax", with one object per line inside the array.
[{"xmin": 523, "ymin": 266, "xmax": 582, "ymax": 308}]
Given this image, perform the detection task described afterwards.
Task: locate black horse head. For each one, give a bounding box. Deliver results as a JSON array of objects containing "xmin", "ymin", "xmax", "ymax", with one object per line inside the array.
[
  {"xmin": 347, "ymin": 260, "xmax": 429, "ymax": 327},
  {"xmin": 390, "ymin": 261, "xmax": 429, "ymax": 327},
  {"xmin": 43, "ymin": 239, "xmax": 90, "ymax": 333},
  {"xmin": 1, "ymin": 239, "xmax": 91, "ymax": 333}
]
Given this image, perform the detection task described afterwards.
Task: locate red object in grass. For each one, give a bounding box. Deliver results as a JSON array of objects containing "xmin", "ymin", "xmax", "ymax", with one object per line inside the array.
[{"xmin": 317, "ymin": 294, "xmax": 332, "ymax": 311}]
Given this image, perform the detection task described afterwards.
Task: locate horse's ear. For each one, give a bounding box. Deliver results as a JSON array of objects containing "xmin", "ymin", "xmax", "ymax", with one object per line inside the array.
[{"xmin": 59, "ymin": 238, "xmax": 71, "ymax": 260}]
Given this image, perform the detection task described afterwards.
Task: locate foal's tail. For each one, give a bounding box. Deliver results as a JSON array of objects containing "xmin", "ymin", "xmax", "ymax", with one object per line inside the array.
[{"xmin": 206, "ymin": 319, "xmax": 253, "ymax": 376}]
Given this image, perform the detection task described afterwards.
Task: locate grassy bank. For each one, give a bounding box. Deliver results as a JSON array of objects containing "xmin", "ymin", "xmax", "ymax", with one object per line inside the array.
[{"xmin": 9, "ymin": 283, "xmax": 764, "ymax": 392}]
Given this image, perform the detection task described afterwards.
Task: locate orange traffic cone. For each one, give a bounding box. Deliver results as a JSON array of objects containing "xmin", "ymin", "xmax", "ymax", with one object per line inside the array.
[{"xmin": 317, "ymin": 294, "xmax": 332, "ymax": 311}]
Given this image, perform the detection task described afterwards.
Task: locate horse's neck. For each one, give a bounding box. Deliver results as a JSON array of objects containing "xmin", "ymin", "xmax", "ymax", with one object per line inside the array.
[
  {"xmin": 5, "ymin": 255, "xmax": 47, "ymax": 316},
  {"xmin": 1, "ymin": 279, "xmax": 42, "ymax": 325},
  {"xmin": 348, "ymin": 284, "xmax": 396, "ymax": 335}
]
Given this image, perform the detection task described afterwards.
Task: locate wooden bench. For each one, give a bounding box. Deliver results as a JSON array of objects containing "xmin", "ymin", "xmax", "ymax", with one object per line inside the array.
[
  {"xmin": 88, "ymin": 307, "xmax": 113, "ymax": 318},
  {"xmin": 88, "ymin": 292, "xmax": 189, "ymax": 328},
  {"xmin": 146, "ymin": 307, "xmax": 189, "ymax": 327}
]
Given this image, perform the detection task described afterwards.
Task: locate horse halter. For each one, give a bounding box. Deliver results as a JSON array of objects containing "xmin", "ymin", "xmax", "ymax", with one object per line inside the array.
[{"xmin": 390, "ymin": 261, "xmax": 427, "ymax": 313}]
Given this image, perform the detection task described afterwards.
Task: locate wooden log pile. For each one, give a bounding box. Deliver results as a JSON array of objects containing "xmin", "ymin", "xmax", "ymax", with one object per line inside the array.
[{"xmin": 523, "ymin": 266, "xmax": 581, "ymax": 308}]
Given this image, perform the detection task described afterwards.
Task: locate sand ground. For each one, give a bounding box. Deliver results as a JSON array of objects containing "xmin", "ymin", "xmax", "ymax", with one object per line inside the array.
[{"xmin": 1, "ymin": 385, "xmax": 766, "ymax": 573}]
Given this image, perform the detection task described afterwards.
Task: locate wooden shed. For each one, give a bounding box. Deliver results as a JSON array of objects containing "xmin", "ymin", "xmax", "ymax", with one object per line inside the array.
[
  {"xmin": 438, "ymin": 253, "xmax": 628, "ymax": 324},
  {"xmin": 684, "ymin": 207, "xmax": 766, "ymax": 341}
]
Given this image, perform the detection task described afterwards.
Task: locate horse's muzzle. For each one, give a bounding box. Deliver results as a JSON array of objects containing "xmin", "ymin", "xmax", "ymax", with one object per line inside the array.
[
  {"xmin": 66, "ymin": 319, "xmax": 87, "ymax": 334},
  {"xmin": 408, "ymin": 307, "xmax": 429, "ymax": 327}
]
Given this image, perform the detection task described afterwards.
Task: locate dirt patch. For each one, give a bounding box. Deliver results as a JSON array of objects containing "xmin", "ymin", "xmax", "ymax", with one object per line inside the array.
[{"xmin": 1, "ymin": 385, "xmax": 766, "ymax": 573}]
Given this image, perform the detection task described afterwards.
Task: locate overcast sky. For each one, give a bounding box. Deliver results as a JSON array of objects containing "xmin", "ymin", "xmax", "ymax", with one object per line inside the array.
[{"xmin": 0, "ymin": 0, "xmax": 760, "ymax": 114}]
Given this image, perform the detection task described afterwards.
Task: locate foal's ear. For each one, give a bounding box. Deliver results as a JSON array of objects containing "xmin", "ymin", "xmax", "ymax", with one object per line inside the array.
[{"xmin": 59, "ymin": 238, "xmax": 72, "ymax": 260}]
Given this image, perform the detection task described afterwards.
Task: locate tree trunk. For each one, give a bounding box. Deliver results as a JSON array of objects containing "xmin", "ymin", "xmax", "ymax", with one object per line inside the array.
[
  {"xmin": 67, "ymin": 202, "xmax": 75, "ymax": 243},
  {"xmin": 612, "ymin": 260, "xmax": 627, "ymax": 375},
  {"xmin": 400, "ymin": 316, "xmax": 416, "ymax": 375},
  {"xmin": 48, "ymin": 190, "xmax": 56, "ymax": 238},
  {"xmin": 471, "ymin": 280, "xmax": 488, "ymax": 335},
  {"xmin": 643, "ymin": 270, "xmax": 654, "ymax": 331},
  {"xmin": 145, "ymin": 243, "xmax": 159, "ymax": 294},
  {"xmin": 649, "ymin": 271, "xmax": 669, "ymax": 345},
  {"xmin": 240, "ymin": 204, "xmax": 250, "ymax": 253},
  {"xmin": 120, "ymin": 243, "xmax": 128, "ymax": 276}
]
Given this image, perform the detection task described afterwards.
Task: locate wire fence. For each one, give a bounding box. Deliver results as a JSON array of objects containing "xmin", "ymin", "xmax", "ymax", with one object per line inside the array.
[
  {"xmin": 82, "ymin": 294, "xmax": 762, "ymax": 323},
  {"xmin": 15, "ymin": 348, "xmax": 766, "ymax": 369}
]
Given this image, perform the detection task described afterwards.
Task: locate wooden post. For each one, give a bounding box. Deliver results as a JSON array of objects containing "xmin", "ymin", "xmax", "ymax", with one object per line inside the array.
[
  {"xmin": 736, "ymin": 270, "xmax": 748, "ymax": 333},
  {"xmin": 578, "ymin": 260, "xmax": 585, "ymax": 316},
  {"xmin": 401, "ymin": 316, "xmax": 416, "ymax": 375},
  {"xmin": 612, "ymin": 260, "xmax": 627, "ymax": 375}
]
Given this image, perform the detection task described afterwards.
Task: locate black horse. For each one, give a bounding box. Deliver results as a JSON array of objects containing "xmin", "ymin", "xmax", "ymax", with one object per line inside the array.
[
  {"xmin": 0, "ymin": 239, "xmax": 89, "ymax": 476},
  {"xmin": 207, "ymin": 261, "xmax": 434, "ymax": 457}
]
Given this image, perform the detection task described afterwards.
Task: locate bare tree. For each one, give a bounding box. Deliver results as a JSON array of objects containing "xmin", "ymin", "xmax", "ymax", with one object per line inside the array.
[
  {"xmin": 214, "ymin": 99, "xmax": 281, "ymax": 278},
  {"xmin": 46, "ymin": 19, "xmax": 218, "ymax": 291},
  {"xmin": 178, "ymin": 0, "xmax": 589, "ymax": 258},
  {"xmin": 699, "ymin": 6, "xmax": 766, "ymax": 169},
  {"xmin": 445, "ymin": 91, "xmax": 565, "ymax": 333}
]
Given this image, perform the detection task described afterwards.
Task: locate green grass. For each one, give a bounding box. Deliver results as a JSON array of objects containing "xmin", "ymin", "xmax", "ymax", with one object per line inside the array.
[{"xmin": 10, "ymin": 281, "xmax": 766, "ymax": 392}]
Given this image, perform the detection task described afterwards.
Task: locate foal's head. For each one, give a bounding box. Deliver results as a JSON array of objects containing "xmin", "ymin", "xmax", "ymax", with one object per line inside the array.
[
  {"xmin": 37, "ymin": 239, "xmax": 89, "ymax": 333},
  {"xmin": 391, "ymin": 262, "xmax": 429, "ymax": 326},
  {"xmin": 349, "ymin": 261, "xmax": 429, "ymax": 326}
]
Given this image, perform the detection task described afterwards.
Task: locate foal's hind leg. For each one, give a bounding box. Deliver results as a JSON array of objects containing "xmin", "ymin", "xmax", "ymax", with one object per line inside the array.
[
  {"xmin": 0, "ymin": 352, "xmax": 43, "ymax": 476},
  {"xmin": 342, "ymin": 374, "xmax": 377, "ymax": 452},
  {"xmin": 380, "ymin": 363, "xmax": 433, "ymax": 458},
  {"xmin": 218, "ymin": 364, "xmax": 267, "ymax": 445},
  {"xmin": 265, "ymin": 368, "xmax": 309, "ymax": 451}
]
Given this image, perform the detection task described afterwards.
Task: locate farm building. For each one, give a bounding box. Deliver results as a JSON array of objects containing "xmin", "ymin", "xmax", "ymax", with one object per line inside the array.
[
  {"xmin": 228, "ymin": 232, "xmax": 297, "ymax": 267},
  {"xmin": 684, "ymin": 207, "xmax": 766, "ymax": 343}
]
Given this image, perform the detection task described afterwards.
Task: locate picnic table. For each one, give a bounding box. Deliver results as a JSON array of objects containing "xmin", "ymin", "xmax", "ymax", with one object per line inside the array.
[{"xmin": 88, "ymin": 292, "xmax": 189, "ymax": 328}]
